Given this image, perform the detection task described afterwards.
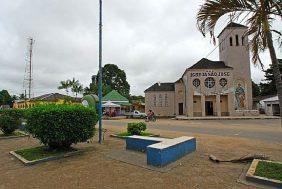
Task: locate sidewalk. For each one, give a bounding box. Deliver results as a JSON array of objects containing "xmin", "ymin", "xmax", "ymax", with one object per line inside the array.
[{"xmin": 174, "ymin": 115, "xmax": 280, "ymax": 120}]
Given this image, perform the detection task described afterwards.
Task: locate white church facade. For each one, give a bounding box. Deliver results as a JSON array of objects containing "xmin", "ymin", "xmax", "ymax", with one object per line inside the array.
[{"xmin": 145, "ymin": 22, "xmax": 258, "ymax": 117}]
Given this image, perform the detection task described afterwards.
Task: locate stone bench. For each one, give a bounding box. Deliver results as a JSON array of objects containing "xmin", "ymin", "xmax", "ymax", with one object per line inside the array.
[{"xmin": 125, "ymin": 135, "xmax": 196, "ymax": 167}]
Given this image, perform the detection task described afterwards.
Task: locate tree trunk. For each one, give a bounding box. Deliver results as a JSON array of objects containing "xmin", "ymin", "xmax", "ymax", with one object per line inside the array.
[{"xmin": 266, "ymin": 31, "xmax": 282, "ymax": 125}]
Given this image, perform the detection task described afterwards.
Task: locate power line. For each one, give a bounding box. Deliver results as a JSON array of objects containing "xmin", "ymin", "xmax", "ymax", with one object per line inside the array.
[{"xmin": 205, "ymin": 12, "xmax": 251, "ymax": 58}]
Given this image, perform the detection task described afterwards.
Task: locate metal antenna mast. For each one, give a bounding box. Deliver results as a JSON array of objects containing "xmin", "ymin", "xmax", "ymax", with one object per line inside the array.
[{"xmin": 23, "ymin": 37, "xmax": 35, "ymax": 100}]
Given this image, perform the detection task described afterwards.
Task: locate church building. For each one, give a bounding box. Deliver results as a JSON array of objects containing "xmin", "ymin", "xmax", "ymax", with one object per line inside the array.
[{"xmin": 145, "ymin": 23, "xmax": 258, "ymax": 117}]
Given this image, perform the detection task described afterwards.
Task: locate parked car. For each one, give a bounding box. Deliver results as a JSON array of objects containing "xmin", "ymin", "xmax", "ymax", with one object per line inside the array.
[{"xmin": 125, "ymin": 110, "xmax": 147, "ymax": 119}]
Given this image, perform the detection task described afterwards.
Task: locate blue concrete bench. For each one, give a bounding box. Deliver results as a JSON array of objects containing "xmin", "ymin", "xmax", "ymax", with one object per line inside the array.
[
  {"xmin": 125, "ymin": 135, "xmax": 196, "ymax": 167},
  {"xmin": 147, "ymin": 136, "xmax": 196, "ymax": 167},
  {"xmin": 125, "ymin": 136, "xmax": 166, "ymax": 152}
]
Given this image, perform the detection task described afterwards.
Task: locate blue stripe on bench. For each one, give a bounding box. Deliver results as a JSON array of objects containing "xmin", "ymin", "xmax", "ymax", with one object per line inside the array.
[
  {"xmin": 125, "ymin": 136, "xmax": 165, "ymax": 152},
  {"xmin": 147, "ymin": 137, "xmax": 196, "ymax": 167}
]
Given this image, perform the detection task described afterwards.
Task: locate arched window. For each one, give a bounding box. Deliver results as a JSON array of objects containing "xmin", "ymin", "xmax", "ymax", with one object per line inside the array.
[
  {"xmin": 229, "ymin": 37, "xmax": 233, "ymax": 46},
  {"xmin": 236, "ymin": 35, "xmax": 239, "ymax": 46}
]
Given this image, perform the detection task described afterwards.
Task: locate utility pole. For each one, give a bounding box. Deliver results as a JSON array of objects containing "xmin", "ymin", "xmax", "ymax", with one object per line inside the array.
[{"xmin": 98, "ymin": 0, "xmax": 103, "ymax": 144}]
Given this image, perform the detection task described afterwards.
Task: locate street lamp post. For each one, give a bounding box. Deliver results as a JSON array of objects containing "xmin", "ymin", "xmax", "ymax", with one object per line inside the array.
[{"xmin": 98, "ymin": 0, "xmax": 103, "ymax": 144}]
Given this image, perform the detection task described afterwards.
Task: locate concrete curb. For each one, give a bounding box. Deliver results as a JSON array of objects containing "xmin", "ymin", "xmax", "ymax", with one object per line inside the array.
[
  {"xmin": 0, "ymin": 132, "xmax": 29, "ymax": 140},
  {"xmin": 246, "ymin": 159, "xmax": 282, "ymax": 188},
  {"xmin": 110, "ymin": 134, "xmax": 160, "ymax": 139},
  {"xmin": 10, "ymin": 148, "xmax": 83, "ymax": 166}
]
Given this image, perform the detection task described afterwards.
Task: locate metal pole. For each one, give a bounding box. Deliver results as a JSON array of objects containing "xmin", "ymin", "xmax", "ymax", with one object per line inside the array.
[{"xmin": 98, "ymin": 0, "xmax": 103, "ymax": 144}]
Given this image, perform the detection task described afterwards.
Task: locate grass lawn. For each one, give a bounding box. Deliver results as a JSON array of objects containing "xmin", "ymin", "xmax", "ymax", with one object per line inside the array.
[
  {"xmin": 15, "ymin": 146, "xmax": 76, "ymax": 161},
  {"xmin": 116, "ymin": 132, "xmax": 155, "ymax": 137},
  {"xmin": 0, "ymin": 131, "xmax": 26, "ymax": 137},
  {"xmin": 254, "ymin": 161, "xmax": 282, "ymax": 181}
]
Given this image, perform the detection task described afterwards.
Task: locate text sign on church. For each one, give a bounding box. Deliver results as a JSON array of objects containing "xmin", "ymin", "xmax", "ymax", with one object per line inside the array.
[{"xmin": 190, "ymin": 71, "xmax": 230, "ymax": 78}]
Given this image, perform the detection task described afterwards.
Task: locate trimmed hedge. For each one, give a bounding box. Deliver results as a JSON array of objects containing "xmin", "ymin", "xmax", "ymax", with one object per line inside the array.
[
  {"xmin": 0, "ymin": 109, "xmax": 24, "ymax": 135},
  {"xmin": 25, "ymin": 104, "xmax": 97, "ymax": 149},
  {"xmin": 127, "ymin": 122, "xmax": 147, "ymax": 135}
]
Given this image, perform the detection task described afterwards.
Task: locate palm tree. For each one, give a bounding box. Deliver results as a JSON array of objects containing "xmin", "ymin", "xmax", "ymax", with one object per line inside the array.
[
  {"xmin": 196, "ymin": 0, "xmax": 282, "ymax": 120},
  {"xmin": 58, "ymin": 80, "xmax": 71, "ymax": 95},
  {"xmin": 71, "ymin": 82, "xmax": 83, "ymax": 97}
]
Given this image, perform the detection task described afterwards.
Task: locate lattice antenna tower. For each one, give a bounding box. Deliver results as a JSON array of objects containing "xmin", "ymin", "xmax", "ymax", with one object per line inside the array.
[{"xmin": 23, "ymin": 37, "xmax": 35, "ymax": 99}]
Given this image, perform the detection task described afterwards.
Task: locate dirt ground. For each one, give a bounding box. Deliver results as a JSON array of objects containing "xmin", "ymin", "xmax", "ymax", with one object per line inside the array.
[{"xmin": 0, "ymin": 120, "xmax": 282, "ymax": 189}]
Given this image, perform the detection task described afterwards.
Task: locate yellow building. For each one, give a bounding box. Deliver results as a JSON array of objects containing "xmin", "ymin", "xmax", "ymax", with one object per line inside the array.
[{"xmin": 13, "ymin": 93, "xmax": 81, "ymax": 109}]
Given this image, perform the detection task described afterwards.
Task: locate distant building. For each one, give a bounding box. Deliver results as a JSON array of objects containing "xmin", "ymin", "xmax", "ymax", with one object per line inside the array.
[
  {"xmin": 102, "ymin": 90, "xmax": 131, "ymax": 115},
  {"xmin": 145, "ymin": 22, "xmax": 257, "ymax": 117},
  {"xmin": 261, "ymin": 95, "xmax": 280, "ymax": 116},
  {"xmin": 13, "ymin": 93, "xmax": 81, "ymax": 109}
]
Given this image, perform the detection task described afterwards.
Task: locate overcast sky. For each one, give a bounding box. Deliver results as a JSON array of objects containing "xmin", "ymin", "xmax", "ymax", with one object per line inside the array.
[{"xmin": 0, "ymin": 0, "xmax": 281, "ymax": 97}]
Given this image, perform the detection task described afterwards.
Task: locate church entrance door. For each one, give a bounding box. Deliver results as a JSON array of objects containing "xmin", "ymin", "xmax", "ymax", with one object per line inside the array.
[{"xmin": 205, "ymin": 101, "xmax": 213, "ymax": 116}]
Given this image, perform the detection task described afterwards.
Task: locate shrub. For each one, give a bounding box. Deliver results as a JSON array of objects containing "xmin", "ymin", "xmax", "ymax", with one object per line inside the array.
[
  {"xmin": 127, "ymin": 122, "xmax": 147, "ymax": 135},
  {"xmin": 25, "ymin": 104, "xmax": 97, "ymax": 149},
  {"xmin": 0, "ymin": 109, "xmax": 25, "ymax": 120},
  {"xmin": 0, "ymin": 115, "xmax": 20, "ymax": 135},
  {"xmin": 0, "ymin": 109, "xmax": 24, "ymax": 135}
]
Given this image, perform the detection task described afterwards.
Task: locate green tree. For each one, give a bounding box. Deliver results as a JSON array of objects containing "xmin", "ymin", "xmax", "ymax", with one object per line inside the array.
[
  {"xmin": 129, "ymin": 95, "xmax": 145, "ymax": 103},
  {"xmin": 252, "ymin": 81, "xmax": 261, "ymax": 97},
  {"xmin": 197, "ymin": 0, "xmax": 282, "ymax": 119},
  {"xmin": 0, "ymin": 90, "xmax": 12, "ymax": 106},
  {"xmin": 85, "ymin": 64, "xmax": 130, "ymax": 97},
  {"xmin": 58, "ymin": 80, "xmax": 71, "ymax": 95},
  {"xmin": 260, "ymin": 59, "xmax": 282, "ymax": 96},
  {"xmin": 71, "ymin": 80, "xmax": 84, "ymax": 97}
]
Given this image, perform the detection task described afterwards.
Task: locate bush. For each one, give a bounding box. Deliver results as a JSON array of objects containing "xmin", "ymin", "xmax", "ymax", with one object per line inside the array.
[
  {"xmin": 0, "ymin": 109, "xmax": 25, "ymax": 120},
  {"xmin": 0, "ymin": 115, "xmax": 20, "ymax": 135},
  {"xmin": 0, "ymin": 109, "xmax": 24, "ymax": 135},
  {"xmin": 127, "ymin": 122, "xmax": 147, "ymax": 135},
  {"xmin": 25, "ymin": 104, "xmax": 98, "ymax": 149}
]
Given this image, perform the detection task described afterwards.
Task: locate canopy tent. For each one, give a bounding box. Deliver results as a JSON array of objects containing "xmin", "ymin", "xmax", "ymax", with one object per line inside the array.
[{"xmin": 102, "ymin": 101, "xmax": 121, "ymax": 108}]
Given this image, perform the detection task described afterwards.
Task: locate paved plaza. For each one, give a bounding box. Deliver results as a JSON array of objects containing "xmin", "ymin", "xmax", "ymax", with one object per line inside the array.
[{"xmin": 0, "ymin": 119, "xmax": 281, "ymax": 189}]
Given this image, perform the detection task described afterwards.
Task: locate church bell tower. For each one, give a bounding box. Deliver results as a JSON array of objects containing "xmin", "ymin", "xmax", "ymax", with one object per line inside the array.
[{"xmin": 218, "ymin": 22, "xmax": 252, "ymax": 110}]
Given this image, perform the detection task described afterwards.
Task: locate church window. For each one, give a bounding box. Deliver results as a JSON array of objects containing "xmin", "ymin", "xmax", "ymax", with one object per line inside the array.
[
  {"xmin": 192, "ymin": 79, "xmax": 200, "ymax": 88},
  {"xmin": 229, "ymin": 37, "xmax": 233, "ymax": 46},
  {"xmin": 204, "ymin": 77, "xmax": 215, "ymax": 88},
  {"xmin": 219, "ymin": 78, "xmax": 227, "ymax": 87},
  {"xmin": 164, "ymin": 94, "xmax": 168, "ymax": 107},
  {"xmin": 153, "ymin": 95, "xmax": 156, "ymax": 107},
  {"xmin": 158, "ymin": 94, "xmax": 162, "ymax": 107},
  {"xmin": 236, "ymin": 35, "xmax": 239, "ymax": 46}
]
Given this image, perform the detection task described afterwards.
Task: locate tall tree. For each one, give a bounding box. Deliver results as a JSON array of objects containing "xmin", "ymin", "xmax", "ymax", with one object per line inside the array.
[
  {"xmin": 197, "ymin": 0, "xmax": 282, "ymax": 119},
  {"xmin": 260, "ymin": 59, "xmax": 282, "ymax": 96},
  {"xmin": 58, "ymin": 80, "xmax": 71, "ymax": 95},
  {"xmin": 0, "ymin": 90, "xmax": 14, "ymax": 107},
  {"xmin": 252, "ymin": 81, "xmax": 261, "ymax": 97},
  {"xmin": 85, "ymin": 64, "xmax": 130, "ymax": 97},
  {"xmin": 71, "ymin": 81, "xmax": 84, "ymax": 97}
]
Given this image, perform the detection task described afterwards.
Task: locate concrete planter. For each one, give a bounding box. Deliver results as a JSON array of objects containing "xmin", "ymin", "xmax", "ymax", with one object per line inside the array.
[
  {"xmin": 10, "ymin": 148, "xmax": 83, "ymax": 166},
  {"xmin": 246, "ymin": 159, "xmax": 282, "ymax": 188}
]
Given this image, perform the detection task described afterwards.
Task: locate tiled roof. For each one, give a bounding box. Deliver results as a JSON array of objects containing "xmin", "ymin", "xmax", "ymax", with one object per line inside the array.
[
  {"xmin": 32, "ymin": 93, "xmax": 81, "ymax": 102},
  {"xmin": 188, "ymin": 58, "xmax": 232, "ymax": 70},
  {"xmin": 218, "ymin": 22, "xmax": 248, "ymax": 37},
  {"xmin": 145, "ymin": 83, "xmax": 175, "ymax": 92}
]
